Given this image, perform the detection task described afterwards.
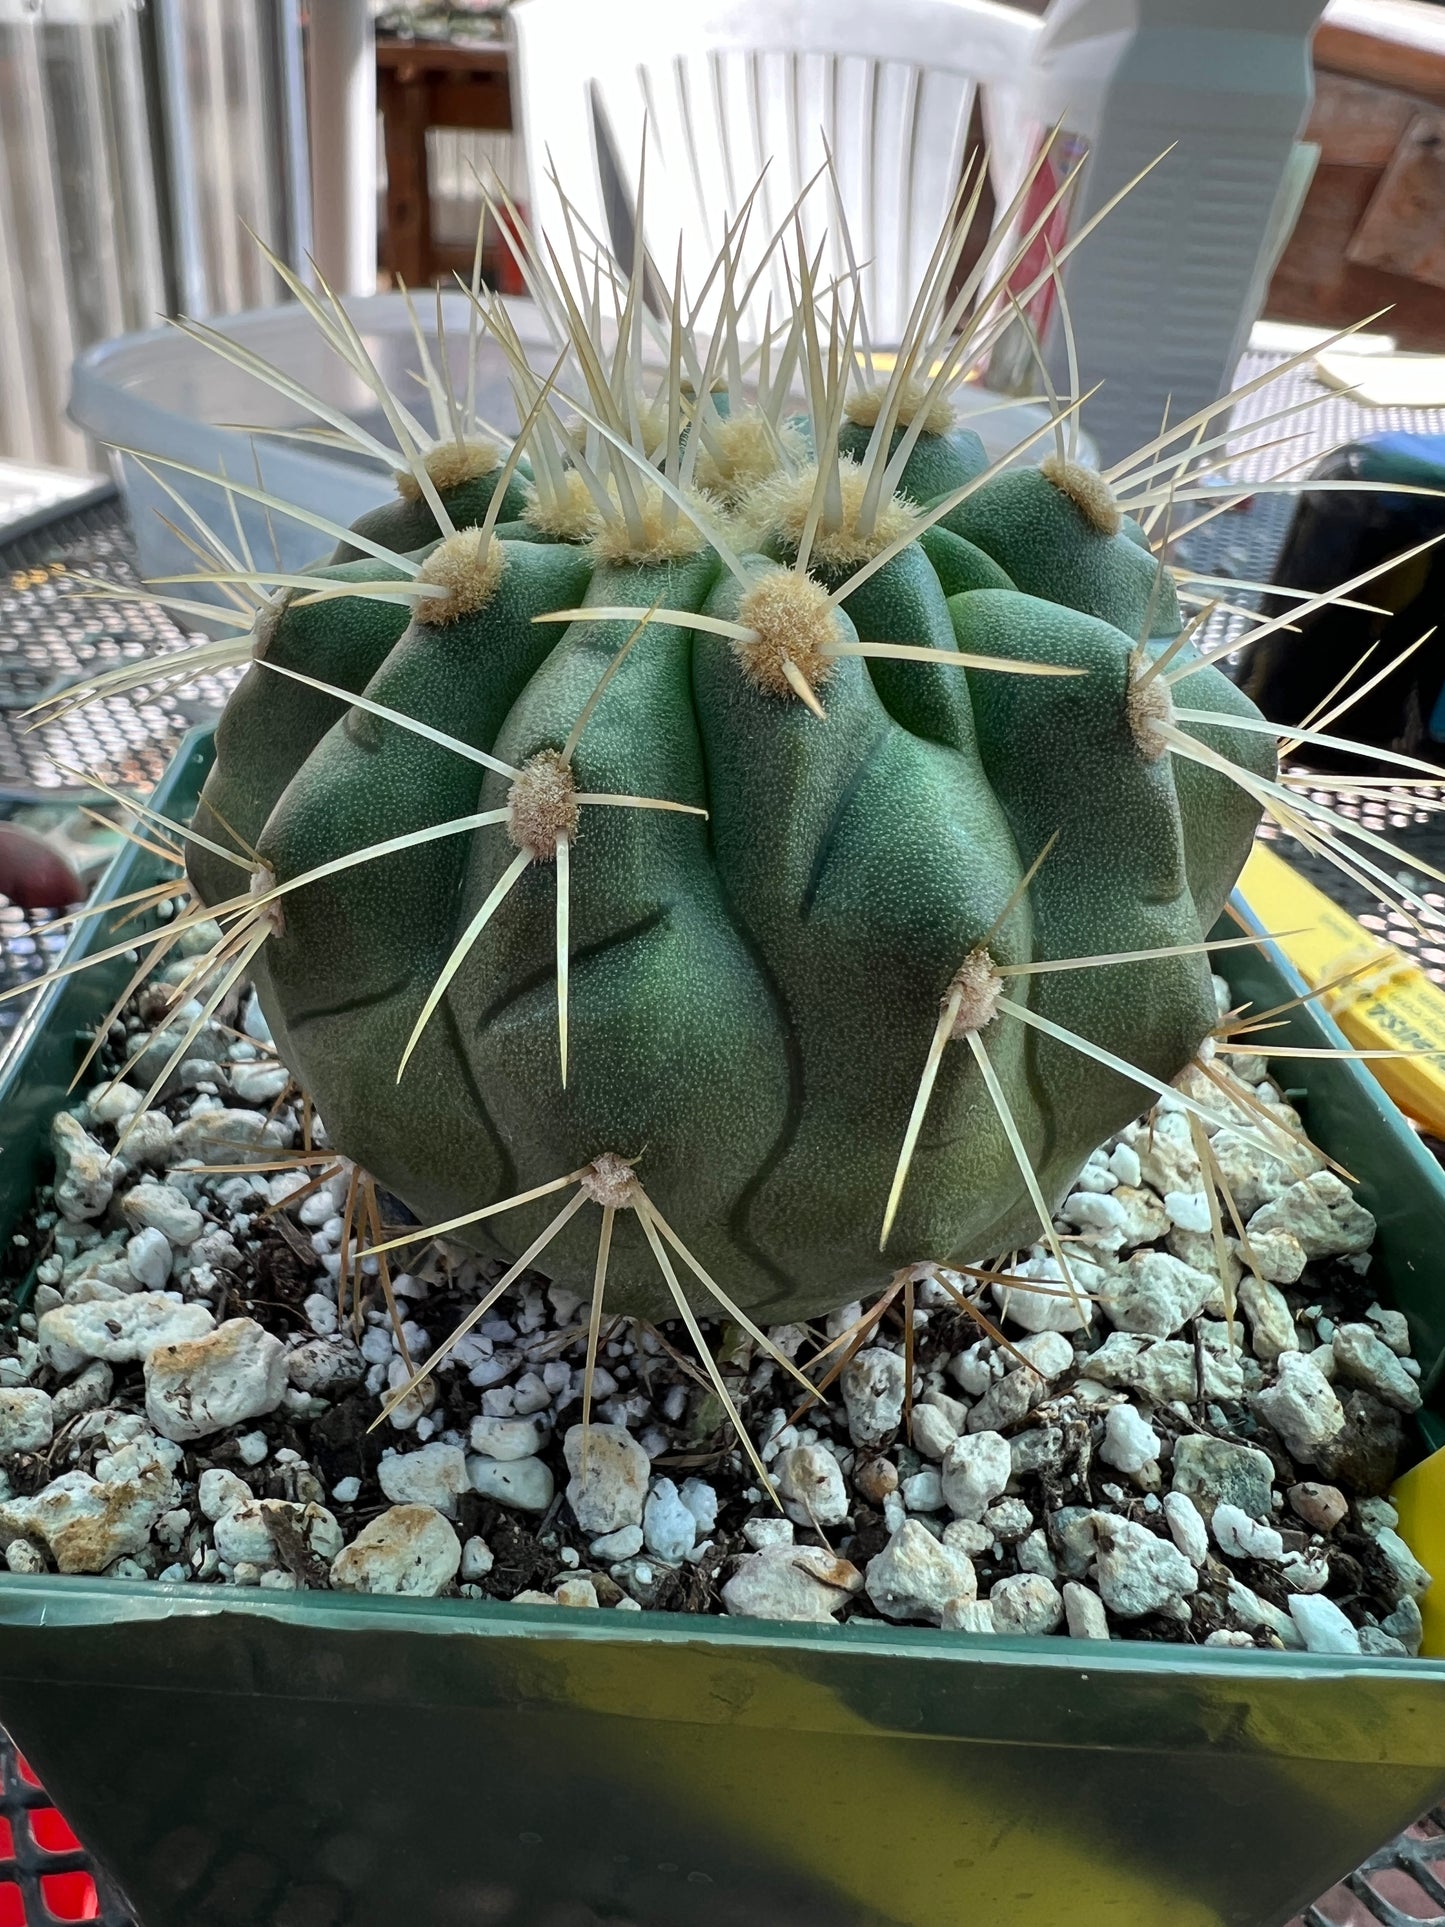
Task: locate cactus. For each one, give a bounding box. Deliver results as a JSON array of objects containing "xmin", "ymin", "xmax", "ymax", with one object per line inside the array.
[
  {"xmin": 169, "ymin": 181, "xmax": 1281, "ymax": 1355},
  {"xmin": 22, "ymin": 158, "xmax": 1422, "ymax": 1455}
]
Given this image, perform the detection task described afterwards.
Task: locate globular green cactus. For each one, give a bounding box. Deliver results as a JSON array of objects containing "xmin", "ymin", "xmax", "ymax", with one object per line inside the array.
[{"xmin": 172, "ymin": 184, "xmax": 1279, "ymax": 1367}]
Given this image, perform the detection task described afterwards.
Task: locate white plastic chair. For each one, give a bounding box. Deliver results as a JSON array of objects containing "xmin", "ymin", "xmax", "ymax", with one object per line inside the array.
[{"xmin": 507, "ymin": 0, "xmax": 1043, "ymax": 347}]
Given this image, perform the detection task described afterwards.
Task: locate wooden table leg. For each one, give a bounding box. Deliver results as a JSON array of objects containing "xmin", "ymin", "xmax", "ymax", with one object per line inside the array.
[{"xmin": 379, "ymin": 65, "xmax": 432, "ymax": 289}]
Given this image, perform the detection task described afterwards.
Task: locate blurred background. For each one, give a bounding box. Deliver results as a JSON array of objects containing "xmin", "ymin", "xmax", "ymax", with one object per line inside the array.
[{"xmin": 3, "ymin": 0, "xmax": 1445, "ymax": 499}]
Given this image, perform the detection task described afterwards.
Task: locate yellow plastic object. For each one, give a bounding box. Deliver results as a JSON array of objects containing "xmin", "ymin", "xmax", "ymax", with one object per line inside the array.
[
  {"xmin": 1238, "ymin": 841, "xmax": 1445, "ymax": 1136},
  {"xmin": 1393, "ymin": 1445, "xmax": 1445, "ymax": 1658}
]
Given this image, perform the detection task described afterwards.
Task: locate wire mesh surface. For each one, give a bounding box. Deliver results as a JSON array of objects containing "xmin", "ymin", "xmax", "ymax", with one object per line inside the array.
[
  {"xmin": 0, "ymin": 489, "xmax": 235, "ymax": 1049},
  {"xmin": 1157, "ymin": 347, "xmax": 1445, "ymax": 980},
  {"xmin": 1173, "ymin": 343, "xmax": 1445, "ymax": 635},
  {"xmin": 2, "ymin": 365, "xmax": 1445, "ymax": 1925},
  {"xmin": 0, "ymin": 489, "xmax": 233, "ymax": 801}
]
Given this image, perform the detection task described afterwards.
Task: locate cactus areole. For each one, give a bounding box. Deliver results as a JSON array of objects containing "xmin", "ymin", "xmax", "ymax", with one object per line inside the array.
[{"xmin": 183, "ymin": 212, "xmax": 1275, "ymax": 1328}]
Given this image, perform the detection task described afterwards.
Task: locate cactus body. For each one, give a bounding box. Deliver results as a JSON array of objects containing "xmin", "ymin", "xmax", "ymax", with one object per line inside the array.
[{"xmin": 189, "ymin": 436, "xmax": 1273, "ymax": 1324}]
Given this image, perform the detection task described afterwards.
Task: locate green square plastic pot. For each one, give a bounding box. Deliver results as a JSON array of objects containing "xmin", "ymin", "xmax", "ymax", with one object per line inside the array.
[{"xmin": 0, "ymin": 730, "xmax": 1443, "ymax": 1927}]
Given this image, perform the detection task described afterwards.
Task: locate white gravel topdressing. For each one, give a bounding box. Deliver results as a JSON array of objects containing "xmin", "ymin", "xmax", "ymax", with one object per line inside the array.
[{"xmin": 0, "ymin": 964, "xmax": 1432, "ymax": 1656}]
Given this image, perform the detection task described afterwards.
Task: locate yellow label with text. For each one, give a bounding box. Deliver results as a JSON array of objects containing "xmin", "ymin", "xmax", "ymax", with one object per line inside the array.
[{"xmin": 1238, "ymin": 842, "xmax": 1445, "ymax": 1137}]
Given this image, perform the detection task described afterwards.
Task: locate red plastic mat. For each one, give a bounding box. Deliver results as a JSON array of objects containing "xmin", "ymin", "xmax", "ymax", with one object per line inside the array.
[{"xmin": 0, "ymin": 1741, "xmax": 127, "ymax": 1926}]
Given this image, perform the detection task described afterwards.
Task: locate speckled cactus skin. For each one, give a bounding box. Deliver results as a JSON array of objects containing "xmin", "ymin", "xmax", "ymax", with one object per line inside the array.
[{"xmin": 186, "ymin": 428, "xmax": 1275, "ymax": 1324}]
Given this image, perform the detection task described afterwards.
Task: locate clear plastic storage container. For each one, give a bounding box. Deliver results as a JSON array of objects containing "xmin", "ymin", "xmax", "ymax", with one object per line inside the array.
[
  {"xmin": 68, "ymin": 294, "xmax": 552, "ymax": 629},
  {"xmin": 71, "ymin": 293, "xmax": 1095, "ymax": 631}
]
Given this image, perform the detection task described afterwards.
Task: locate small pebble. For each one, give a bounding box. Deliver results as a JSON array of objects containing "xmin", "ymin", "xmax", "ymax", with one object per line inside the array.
[
  {"xmin": 775, "ymin": 1444, "xmax": 849, "ymax": 1528},
  {"xmin": 992, "ymin": 1256, "xmax": 1095, "ymax": 1334},
  {"xmin": 331, "ymin": 1505, "xmax": 460, "ymax": 1596},
  {"xmin": 1248, "ymin": 1230, "xmax": 1308, "ymax": 1287},
  {"xmin": 1330, "ymin": 1322, "xmax": 1423, "ymax": 1415},
  {"xmin": 842, "ymin": 1348, "xmax": 905, "ymax": 1447},
  {"xmin": 1280, "ymin": 1550, "xmax": 1331, "ymax": 1594},
  {"xmin": 865, "ymin": 1520, "xmax": 976, "ymax": 1626},
  {"xmin": 213, "ymin": 1499, "xmax": 339, "ymax": 1568},
  {"xmin": 942, "ymin": 1597, "xmax": 995, "ymax": 1633},
  {"xmin": 1288, "ymin": 1594, "xmax": 1361, "ymax": 1654},
  {"xmin": 1099, "ymin": 1402, "xmax": 1159, "ymax": 1475},
  {"xmin": 643, "ymin": 1478, "xmax": 698, "ymax": 1563},
  {"xmin": 1108, "ymin": 1143, "xmax": 1142, "ymax": 1188},
  {"xmin": 1238, "ymin": 1275, "xmax": 1300, "ymax": 1363},
  {"xmin": 723, "ymin": 1545, "xmax": 860, "ymax": 1624},
  {"xmin": 741, "ymin": 1517, "xmax": 794, "ymax": 1551},
  {"xmin": 1062, "ymin": 1581, "xmax": 1110, "ymax": 1641},
  {"xmin": 1365, "ymin": 1304, "xmax": 1411, "ymax": 1356},
  {"xmin": 125, "ymin": 1228, "xmax": 173, "ymax": 1291},
  {"xmin": 39, "ymin": 1294, "xmax": 213, "ymax": 1373},
  {"xmin": 1162, "ymin": 1191, "xmax": 1212, "ymax": 1235},
  {"xmin": 468, "ymin": 1456, "xmax": 555, "ymax": 1514},
  {"xmin": 0, "ymin": 1389, "xmax": 53, "ymax": 1456},
  {"xmin": 940, "ymin": 1431, "xmax": 1011, "ymax": 1522},
  {"xmin": 1382, "ymin": 1596, "xmax": 1424, "ymax": 1656},
  {"xmin": 563, "ymin": 1424, "xmax": 649, "ymax": 1535},
  {"xmin": 198, "ymin": 1468, "xmax": 250, "ymax": 1522},
  {"xmin": 592, "ymin": 1524, "xmax": 645, "ymax": 1560},
  {"xmin": 967, "ymin": 1367, "xmax": 1044, "ymax": 1435},
  {"xmin": 910, "ymin": 1403, "xmax": 960, "ymax": 1461},
  {"xmin": 468, "ymin": 1414, "xmax": 549, "ymax": 1461},
  {"xmin": 1358, "ymin": 1627, "xmax": 1408, "ymax": 1658},
  {"xmin": 679, "ymin": 1479, "xmax": 719, "ymax": 1535},
  {"xmin": 1253, "ymin": 1352, "xmax": 1346, "ymax": 1462},
  {"xmin": 1017, "ymin": 1529, "xmax": 1057, "ymax": 1578},
  {"xmin": 50, "ymin": 1111, "xmax": 115, "ymax": 1221},
  {"xmin": 902, "ymin": 1468, "xmax": 944, "ymax": 1513},
  {"xmin": 1162, "ymin": 1492, "xmax": 1210, "ymax": 1567},
  {"xmin": 378, "ymin": 1444, "xmax": 469, "ymax": 1518},
  {"xmin": 951, "ymin": 1341, "xmax": 995, "ymax": 1397},
  {"xmin": 981, "ymin": 1497, "xmax": 1033, "ymax": 1545},
  {"xmin": 459, "ymin": 1536, "xmax": 494, "ymax": 1582},
  {"xmin": 286, "ymin": 1337, "xmax": 364, "ymax": 1398},
  {"xmin": 1098, "ymin": 1251, "xmax": 1213, "ymax": 1337},
  {"xmin": 553, "ymin": 1576, "xmax": 599, "ymax": 1608},
  {"xmin": 121, "ymin": 1180, "xmax": 203, "ymax": 1248},
  {"xmin": 50, "ymin": 1362, "xmax": 112, "ymax": 1427},
  {"xmin": 144, "ymin": 1318, "xmax": 287, "ymax": 1443},
  {"xmin": 1373, "ymin": 1527, "xmax": 1433, "ymax": 1603},
  {"xmin": 1287, "ymin": 1479, "xmax": 1348, "ymax": 1526},
  {"xmin": 1170, "ymin": 1436, "xmax": 1275, "ymax": 1524},
  {"xmin": 1226, "ymin": 1578, "xmax": 1303, "ymax": 1649},
  {"xmin": 1009, "ymin": 1331, "xmax": 1073, "ymax": 1380},
  {"xmin": 303, "ymin": 1294, "xmax": 339, "ymax": 1338},
  {"xmin": 989, "ymin": 1573, "xmax": 1063, "ymax": 1637},
  {"xmin": 1092, "ymin": 1516, "xmax": 1198, "ymax": 1620},
  {"xmin": 1212, "ymin": 1504, "xmax": 1284, "ymax": 1563},
  {"xmin": 1247, "ymin": 1173, "xmax": 1375, "ymax": 1262}
]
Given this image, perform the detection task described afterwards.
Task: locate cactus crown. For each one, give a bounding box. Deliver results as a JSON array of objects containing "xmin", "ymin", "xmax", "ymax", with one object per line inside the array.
[{"xmin": 21, "ymin": 143, "xmax": 1438, "ymax": 1478}]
